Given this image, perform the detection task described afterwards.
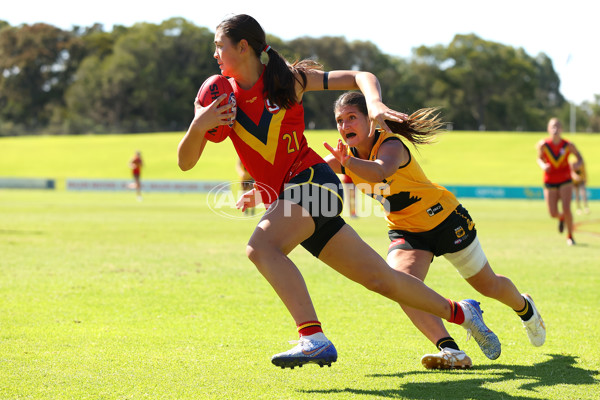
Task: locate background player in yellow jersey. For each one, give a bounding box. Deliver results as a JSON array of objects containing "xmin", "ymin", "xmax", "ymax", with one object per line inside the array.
[
  {"xmin": 571, "ymin": 158, "xmax": 589, "ymax": 215},
  {"xmin": 235, "ymin": 157, "xmax": 255, "ymax": 216},
  {"xmin": 324, "ymin": 91, "xmax": 546, "ymax": 369}
]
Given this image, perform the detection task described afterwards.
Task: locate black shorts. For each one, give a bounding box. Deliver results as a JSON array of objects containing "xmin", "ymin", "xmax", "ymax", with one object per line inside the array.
[
  {"xmin": 544, "ymin": 179, "xmax": 572, "ymax": 189},
  {"xmin": 388, "ymin": 204, "xmax": 477, "ymax": 257},
  {"xmin": 279, "ymin": 163, "xmax": 346, "ymax": 258}
]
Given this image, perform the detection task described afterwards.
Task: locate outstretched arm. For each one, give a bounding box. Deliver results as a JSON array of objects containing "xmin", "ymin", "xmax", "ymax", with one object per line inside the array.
[
  {"xmin": 300, "ymin": 69, "xmax": 407, "ymax": 134},
  {"xmin": 535, "ymin": 141, "xmax": 550, "ymax": 172},
  {"xmin": 324, "ymin": 139, "xmax": 408, "ymax": 183}
]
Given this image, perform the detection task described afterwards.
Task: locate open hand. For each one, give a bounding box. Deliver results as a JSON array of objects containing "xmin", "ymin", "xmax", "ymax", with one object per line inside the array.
[
  {"xmin": 367, "ymin": 101, "xmax": 408, "ymax": 136},
  {"xmin": 193, "ymin": 93, "xmax": 235, "ymax": 128},
  {"xmin": 236, "ymin": 186, "xmax": 262, "ymax": 212},
  {"xmin": 323, "ymin": 139, "xmax": 351, "ymax": 167}
]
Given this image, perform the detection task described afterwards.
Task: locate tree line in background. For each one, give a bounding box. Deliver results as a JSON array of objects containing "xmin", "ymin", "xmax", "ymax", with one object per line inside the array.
[{"xmin": 1, "ymin": 17, "xmax": 599, "ymax": 136}]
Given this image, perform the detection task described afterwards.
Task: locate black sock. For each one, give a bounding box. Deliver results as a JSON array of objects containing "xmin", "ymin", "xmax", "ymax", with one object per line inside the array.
[
  {"xmin": 515, "ymin": 296, "xmax": 534, "ymax": 321},
  {"xmin": 437, "ymin": 337, "xmax": 460, "ymax": 351}
]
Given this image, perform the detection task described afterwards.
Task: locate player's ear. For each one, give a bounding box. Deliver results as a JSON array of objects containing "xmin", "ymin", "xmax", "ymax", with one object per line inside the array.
[{"xmin": 238, "ymin": 39, "xmax": 249, "ymax": 54}]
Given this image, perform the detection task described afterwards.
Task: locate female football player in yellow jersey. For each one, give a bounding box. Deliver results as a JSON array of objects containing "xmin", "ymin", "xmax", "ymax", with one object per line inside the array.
[
  {"xmin": 324, "ymin": 91, "xmax": 546, "ymax": 369},
  {"xmin": 571, "ymin": 158, "xmax": 589, "ymax": 215},
  {"xmin": 178, "ymin": 14, "xmax": 500, "ymax": 369}
]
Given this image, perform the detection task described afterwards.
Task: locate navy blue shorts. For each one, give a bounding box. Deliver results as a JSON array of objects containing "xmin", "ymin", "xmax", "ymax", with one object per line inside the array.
[
  {"xmin": 544, "ymin": 179, "xmax": 572, "ymax": 189},
  {"xmin": 388, "ymin": 205, "xmax": 477, "ymax": 257},
  {"xmin": 279, "ymin": 163, "xmax": 346, "ymax": 257}
]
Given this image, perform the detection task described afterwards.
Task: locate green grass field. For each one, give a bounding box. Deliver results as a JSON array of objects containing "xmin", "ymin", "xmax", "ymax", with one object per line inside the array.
[{"xmin": 1, "ymin": 131, "xmax": 599, "ymax": 399}]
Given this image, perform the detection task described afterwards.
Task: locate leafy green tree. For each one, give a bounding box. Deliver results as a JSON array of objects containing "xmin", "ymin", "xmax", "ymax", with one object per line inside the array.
[
  {"xmin": 587, "ymin": 95, "xmax": 600, "ymax": 132},
  {"xmin": 0, "ymin": 19, "xmax": 587, "ymax": 135},
  {"xmin": 559, "ymin": 97, "xmax": 600, "ymax": 133},
  {"xmin": 284, "ymin": 36, "xmax": 405, "ymax": 129},
  {"xmin": 65, "ymin": 18, "xmax": 218, "ymax": 133},
  {"xmin": 413, "ymin": 34, "xmax": 563, "ymax": 131},
  {"xmin": 0, "ymin": 23, "xmax": 84, "ymax": 134}
]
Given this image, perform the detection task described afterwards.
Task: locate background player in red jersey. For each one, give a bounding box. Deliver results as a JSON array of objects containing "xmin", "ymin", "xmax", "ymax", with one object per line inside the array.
[
  {"xmin": 128, "ymin": 150, "xmax": 143, "ymax": 201},
  {"xmin": 178, "ymin": 14, "xmax": 500, "ymax": 369},
  {"xmin": 536, "ymin": 118, "xmax": 583, "ymax": 245}
]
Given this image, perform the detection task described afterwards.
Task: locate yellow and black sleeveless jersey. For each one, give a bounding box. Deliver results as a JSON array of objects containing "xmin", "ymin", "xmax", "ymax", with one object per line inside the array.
[
  {"xmin": 572, "ymin": 163, "xmax": 586, "ymax": 184},
  {"xmin": 343, "ymin": 130, "xmax": 459, "ymax": 232}
]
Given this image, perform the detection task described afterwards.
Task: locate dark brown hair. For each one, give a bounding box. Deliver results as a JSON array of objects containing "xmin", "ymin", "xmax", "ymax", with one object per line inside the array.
[
  {"xmin": 217, "ymin": 14, "xmax": 321, "ymax": 109},
  {"xmin": 333, "ymin": 92, "xmax": 445, "ymax": 145}
]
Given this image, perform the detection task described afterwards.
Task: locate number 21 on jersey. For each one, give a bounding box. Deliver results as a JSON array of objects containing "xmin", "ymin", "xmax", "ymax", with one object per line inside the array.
[{"xmin": 283, "ymin": 131, "xmax": 300, "ymax": 153}]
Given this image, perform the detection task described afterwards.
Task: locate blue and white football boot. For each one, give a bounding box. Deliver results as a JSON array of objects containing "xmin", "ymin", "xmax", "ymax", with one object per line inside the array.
[
  {"xmin": 271, "ymin": 334, "xmax": 337, "ymax": 369},
  {"xmin": 459, "ymin": 299, "xmax": 502, "ymax": 360}
]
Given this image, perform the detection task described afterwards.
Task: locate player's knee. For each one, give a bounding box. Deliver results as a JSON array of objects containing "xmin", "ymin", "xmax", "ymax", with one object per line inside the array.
[
  {"xmin": 246, "ymin": 241, "xmax": 279, "ymax": 271},
  {"xmin": 246, "ymin": 243, "xmax": 261, "ymax": 265}
]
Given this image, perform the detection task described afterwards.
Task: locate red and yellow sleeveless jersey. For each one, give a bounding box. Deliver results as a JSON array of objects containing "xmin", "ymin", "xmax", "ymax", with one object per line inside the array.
[
  {"xmin": 227, "ymin": 72, "xmax": 324, "ymax": 207},
  {"xmin": 540, "ymin": 138, "xmax": 572, "ymax": 184},
  {"xmin": 131, "ymin": 156, "xmax": 142, "ymax": 174},
  {"xmin": 344, "ymin": 131, "xmax": 459, "ymax": 232}
]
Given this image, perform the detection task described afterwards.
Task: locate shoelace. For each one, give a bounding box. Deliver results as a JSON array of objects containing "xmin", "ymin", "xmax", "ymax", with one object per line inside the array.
[
  {"xmin": 287, "ymin": 337, "xmax": 310, "ymax": 346},
  {"xmin": 524, "ymin": 317, "xmax": 541, "ymax": 333},
  {"xmin": 441, "ymin": 350, "xmax": 461, "ymax": 365}
]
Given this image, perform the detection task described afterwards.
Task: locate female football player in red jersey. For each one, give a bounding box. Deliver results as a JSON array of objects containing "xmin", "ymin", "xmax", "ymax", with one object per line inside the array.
[
  {"xmin": 536, "ymin": 118, "xmax": 584, "ymax": 245},
  {"xmin": 177, "ymin": 14, "xmax": 500, "ymax": 369},
  {"xmin": 324, "ymin": 91, "xmax": 545, "ymax": 369},
  {"xmin": 128, "ymin": 150, "xmax": 143, "ymax": 201}
]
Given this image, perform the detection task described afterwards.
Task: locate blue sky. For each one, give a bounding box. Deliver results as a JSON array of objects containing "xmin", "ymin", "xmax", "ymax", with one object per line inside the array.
[{"xmin": 4, "ymin": 0, "xmax": 598, "ymax": 104}]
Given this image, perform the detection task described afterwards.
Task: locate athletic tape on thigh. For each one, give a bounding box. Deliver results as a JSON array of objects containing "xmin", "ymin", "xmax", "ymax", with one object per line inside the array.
[{"xmin": 443, "ymin": 236, "xmax": 488, "ymax": 279}]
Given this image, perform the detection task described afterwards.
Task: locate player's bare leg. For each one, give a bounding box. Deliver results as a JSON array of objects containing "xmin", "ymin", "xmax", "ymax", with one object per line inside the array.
[
  {"xmin": 388, "ymin": 249, "xmax": 472, "ymax": 369},
  {"xmin": 246, "ymin": 200, "xmax": 337, "ymax": 368},
  {"xmin": 319, "ymin": 224, "xmax": 501, "ymax": 359}
]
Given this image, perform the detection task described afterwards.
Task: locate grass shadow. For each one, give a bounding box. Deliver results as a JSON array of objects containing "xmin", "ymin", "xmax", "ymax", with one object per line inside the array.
[{"xmin": 299, "ymin": 354, "xmax": 599, "ymax": 399}]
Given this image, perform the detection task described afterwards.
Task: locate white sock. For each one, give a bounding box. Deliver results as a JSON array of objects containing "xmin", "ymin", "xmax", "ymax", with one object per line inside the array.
[
  {"xmin": 302, "ymin": 332, "xmax": 328, "ymax": 342},
  {"xmin": 459, "ymin": 303, "xmax": 473, "ymax": 327}
]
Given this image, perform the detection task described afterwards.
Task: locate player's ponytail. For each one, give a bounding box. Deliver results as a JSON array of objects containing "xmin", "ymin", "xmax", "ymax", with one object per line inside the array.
[
  {"xmin": 385, "ymin": 108, "xmax": 445, "ymax": 145},
  {"xmin": 261, "ymin": 46, "xmax": 298, "ymax": 109},
  {"xmin": 262, "ymin": 48, "xmax": 324, "ymax": 109}
]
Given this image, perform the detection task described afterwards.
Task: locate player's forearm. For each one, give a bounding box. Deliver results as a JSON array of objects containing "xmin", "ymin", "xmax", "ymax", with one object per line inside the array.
[
  {"xmin": 178, "ymin": 125, "xmax": 208, "ymax": 171},
  {"xmin": 354, "ymin": 72, "xmax": 382, "ymax": 103},
  {"xmin": 344, "ymin": 157, "xmax": 388, "ymax": 182}
]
